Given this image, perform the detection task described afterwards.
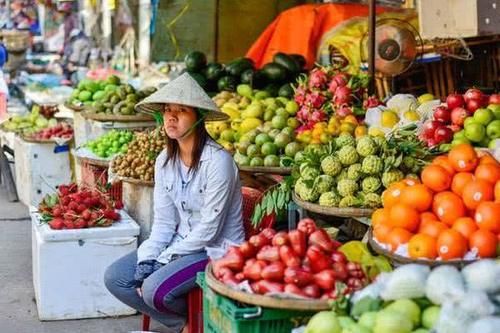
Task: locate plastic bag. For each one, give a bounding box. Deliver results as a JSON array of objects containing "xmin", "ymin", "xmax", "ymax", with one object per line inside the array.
[
  {"xmin": 436, "ymin": 300, "xmax": 475, "ymax": 333},
  {"xmin": 458, "ymin": 290, "xmax": 496, "ymax": 318},
  {"xmin": 467, "ymin": 316, "xmax": 500, "ymax": 333},
  {"xmin": 425, "ymin": 265, "xmax": 466, "ymax": 304},
  {"xmin": 380, "ymin": 264, "xmax": 430, "ymax": 300},
  {"xmin": 462, "ymin": 259, "xmax": 500, "ymax": 294}
]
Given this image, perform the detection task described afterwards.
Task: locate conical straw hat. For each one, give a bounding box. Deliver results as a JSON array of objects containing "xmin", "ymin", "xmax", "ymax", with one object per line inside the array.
[{"xmin": 135, "ymin": 73, "xmax": 228, "ymax": 122}]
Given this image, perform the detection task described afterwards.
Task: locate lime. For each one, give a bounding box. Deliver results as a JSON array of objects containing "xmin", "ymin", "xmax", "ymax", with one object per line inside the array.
[
  {"xmin": 250, "ymin": 156, "xmax": 264, "ymax": 167},
  {"xmin": 255, "ymin": 133, "xmax": 272, "ymax": 147},
  {"xmin": 268, "ymin": 129, "xmax": 281, "ymax": 140},
  {"xmin": 264, "ymin": 155, "xmax": 280, "ymax": 167},
  {"xmin": 261, "ymin": 142, "xmax": 278, "ymax": 156},
  {"xmin": 274, "ymin": 133, "xmax": 291, "ymax": 149},
  {"xmin": 275, "ymin": 107, "xmax": 289, "ymax": 118},
  {"xmin": 271, "ymin": 115, "xmax": 287, "ymax": 130},
  {"xmin": 235, "ymin": 141, "xmax": 251, "ymax": 154},
  {"xmin": 281, "ymin": 127, "xmax": 295, "ymax": 137},
  {"xmin": 285, "ymin": 142, "xmax": 302, "ymax": 157},
  {"xmin": 286, "ymin": 101, "xmax": 299, "ymax": 115},
  {"xmin": 287, "ymin": 117, "xmax": 299, "ymax": 129},
  {"xmin": 246, "ymin": 144, "xmax": 260, "ymax": 158},
  {"xmin": 263, "ymin": 110, "xmax": 275, "ymax": 122}
]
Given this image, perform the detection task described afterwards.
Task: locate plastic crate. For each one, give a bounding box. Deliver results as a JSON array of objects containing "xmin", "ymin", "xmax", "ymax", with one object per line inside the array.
[
  {"xmin": 80, "ymin": 161, "xmax": 122, "ymax": 202},
  {"xmin": 241, "ymin": 187, "xmax": 275, "ymax": 239},
  {"xmin": 196, "ymin": 273, "xmax": 314, "ymax": 333},
  {"xmin": 187, "ymin": 287, "xmax": 204, "ymax": 333}
]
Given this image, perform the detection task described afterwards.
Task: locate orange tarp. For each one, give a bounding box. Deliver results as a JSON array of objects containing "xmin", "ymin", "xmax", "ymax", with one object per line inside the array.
[{"xmin": 246, "ymin": 3, "xmax": 387, "ymax": 69}]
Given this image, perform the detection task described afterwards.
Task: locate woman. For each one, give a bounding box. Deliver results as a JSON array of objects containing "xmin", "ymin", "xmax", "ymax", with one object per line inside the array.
[{"xmin": 104, "ymin": 73, "xmax": 245, "ymax": 333}]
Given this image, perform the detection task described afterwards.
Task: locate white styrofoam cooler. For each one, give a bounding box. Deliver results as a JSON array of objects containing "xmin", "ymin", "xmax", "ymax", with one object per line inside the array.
[
  {"xmin": 31, "ymin": 207, "xmax": 140, "ymax": 320},
  {"xmin": 122, "ymin": 180, "xmax": 154, "ymax": 243},
  {"xmin": 14, "ymin": 136, "xmax": 72, "ymax": 206}
]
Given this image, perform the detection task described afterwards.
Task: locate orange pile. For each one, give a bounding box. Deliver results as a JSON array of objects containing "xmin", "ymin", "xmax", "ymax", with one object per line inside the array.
[{"xmin": 372, "ymin": 144, "xmax": 500, "ymax": 260}]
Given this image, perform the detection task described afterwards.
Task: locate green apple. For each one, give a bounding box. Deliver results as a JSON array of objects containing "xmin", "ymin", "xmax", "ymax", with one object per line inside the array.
[
  {"xmin": 489, "ymin": 139, "xmax": 500, "ymax": 149},
  {"xmin": 453, "ymin": 130, "xmax": 466, "ymax": 140},
  {"xmin": 463, "ymin": 117, "xmax": 477, "ymax": 128},
  {"xmin": 487, "ymin": 104, "xmax": 500, "ymax": 119},
  {"xmin": 422, "ymin": 306, "xmax": 440, "ymax": 329},
  {"xmin": 473, "ymin": 108, "xmax": 494, "ymax": 125},
  {"xmin": 464, "ymin": 123, "xmax": 486, "ymax": 142},
  {"xmin": 486, "ymin": 119, "xmax": 500, "ymax": 139},
  {"xmin": 451, "ymin": 138, "xmax": 471, "ymax": 146}
]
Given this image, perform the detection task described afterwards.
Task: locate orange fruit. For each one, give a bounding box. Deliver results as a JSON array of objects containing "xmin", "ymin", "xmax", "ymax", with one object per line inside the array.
[
  {"xmin": 475, "ymin": 163, "xmax": 500, "ymax": 184},
  {"xmin": 452, "ymin": 217, "xmax": 478, "ymax": 239},
  {"xmin": 408, "ymin": 233, "xmax": 438, "ymax": 259},
  {"xmin": 432, "ymin": 191, "xmax": 466, "ymax": 226},
  {"xmin": 371, "ymin": 208, "xmax": 391, "ymax": 228},
  {"xmin": 400, "ymin": 184, "xmax": 433, "ymax": 212},
  {"xmin": 462, "ymin": 179, "xmax": 494, "ymax": 210},
  {"xmin": 382, "ymin": 182, "xmax": 407, "ymax": 208},
  {"xmin": 373, "ymin": 223, "xmax": 393, "ymax": 243},
  {"xmin": 386, "ymin": 228, "xmax": 413, "ymax": 252},
  {"xmin": 433, "ymin": 155, "xmax": 456, "ymax": 176},
  {"xmin": 479, "ymin": 152, "xmax": 499, "ymax": 166},
  {"xmin": 437, "ymin": 229, "xmax": 468, "ymax": 260},
  {"xmin": 469, "ymin": 229, "xmax": 498, "ymax": 258},
  {"xmin": 495, "ymin": 181, "xmax": 500, "ymax": 202},
  {"xmin": 421, "ymin": 164, "xmax": 452, "ymax": 192},
  {"xmin": 389, "ymin": 203, "xmax": 420, "ymax": 232},
  {"xmin": 447, "ymin": 144, "xmax": 478, "ymax": 172},
  {"xmin": 419, "ymin": 220, "xmax": 449, "ymax": 238},
  {"xmin": 475, "ymin": 201, "xmax": 500, "ymax": 233},
  {"xmin": 401, "ymin": 177, "xmax": 420, "ymax": 186},
  {"xmin": 451, "ymin": 172, "xmax": 474, "ymax": 196},
  {"xmin": 420, "ymin": 212, "xmax": 439, "ymax": 226}
]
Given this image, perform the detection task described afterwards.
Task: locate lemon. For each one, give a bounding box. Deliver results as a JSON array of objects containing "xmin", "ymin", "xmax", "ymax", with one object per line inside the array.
[
  {"xmin": 343, "ymin": 115, "xmax": 359, "ymax": 125},
  {"xmin": 368, "ymin": 127, "xmax": 385, "ymax": 137},
  {"xmin": 354, "ymin": 125, "xmax": 368, "ymax": 138},
  {"xmin": 381, "ymin": 110, "xmax": 400, "ymax": 128},
  {"xmin": 417, "ymin": 93, "xmax": 435, "ymax": 104},
  {"xmin": 404, "ymin": 110, "xmax": 420, "ymax": 121},
  {"xmin": 340, "ymin": 122, "xmax": 356, "ymax": 134}
]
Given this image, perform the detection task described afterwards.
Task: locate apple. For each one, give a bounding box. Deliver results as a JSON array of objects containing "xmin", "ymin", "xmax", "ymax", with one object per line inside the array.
[
  {"xmin": 434, "ymin": 126, "xmax": 453, "ymax": 144},
  {"xmin": 464, "ymin": 88, "xmax": 483, "ymax": 103},
  {"xmin": 489, "ymin": 94, "xmax": 500, "ymax": 105},
  {"xmin": 446, "ymin": 93, "xmax": 465, "ymax": 110},
  {"xmin": 486, "ymin": 120, "xmax": 500, "ymax": 139},
  {"xmin": 488, "ymin": 104, "xmax": 500, "ymax": 120},
  {"xmin": 451, "ymin": 138, "xmax": 471, "ymax": 146},
  {"xmin": 450, "ymin": 107, "xmax": 469, "ymax": 126},
  {"xmin": 466, "ymin": 99, "xmax": 482, "ymax": 113},
  {"xmin": 433, "ymin": 105, "xmax": 451, "ymax": 123},
  {"xmin": 422, "ymin": 120, "xmax": 441, "ymax": 140},
  {"xmin": 464, "ymin": 123, "xmax": 486, "ymax": 143},
  {"xmin": 449, "ymin": 124, "xmax": 461, "ymax": 133},
  {"xmin": 464, "ymin": 117, "xmax": 477, "ymax": 128},
  {"xmin": 473, "ymin": 108, "xmax": 494, "ymax": 125},
  {"xmin": 489, "ymin": 139, "xmax": 499, "ymax": 149}
]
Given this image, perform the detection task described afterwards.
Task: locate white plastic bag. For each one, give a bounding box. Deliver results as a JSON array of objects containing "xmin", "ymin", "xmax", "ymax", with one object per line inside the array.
[
  {"xmin": 380, "ymin": 264, "xmax": 430, "ymax": 300},
  {"xmin": 435, "ymin": 300, "xmax": 476, "ymax": 333},
  {"xmin": 425, "ymin": 265, "xmax": 466, "ymax": 304},
  {"xmin": 462, "ymin": 260, "xmax": 500, "ymax": 294},
  {"xmin": 458, "ymin": 290, "xmax": 496, "ymax": 318},
  {"xmin": 467, "ymin": 316, "xmax": 500, "ymax": 333}
]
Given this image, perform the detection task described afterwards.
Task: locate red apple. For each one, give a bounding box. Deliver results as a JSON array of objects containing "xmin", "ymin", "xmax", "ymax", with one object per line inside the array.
[
  {"xmin": 422, "ymin": 120, "xmax": 441, "ymax": 140},
  {"xmin": 466, "ymin": 99, "xmax": 482, "ymax": 113},
  {"xmin": 489, "ymin": 93, "xmax": 500, "ymax": 105},
  {"xmin": 434, "ymin": 126, "xmax": 453, "ymax": 144},
  {"xmin": 451, "ymin": 107, "xmax": 469, "ymax": 126},
  {"xmin": 433, "ymin": 105, "xmax": 451, "ymax": 123},
  {"xmin": 446, "ymin": 93, "xmax": 464, "ymax": 110},
  {"xmin": 464, "ymin": 88, "xmax": 483, "ymax": 103},
  {"xmin": 449, "ymin": 124, "xmax": 462, "ymax": 133}
]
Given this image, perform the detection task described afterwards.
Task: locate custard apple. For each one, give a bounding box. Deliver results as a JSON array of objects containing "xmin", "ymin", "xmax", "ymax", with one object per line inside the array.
[
  {"xmin": 362, "ymin": 176, "xmax": 382, "ymax": 193},
  {"xmin": 339, "ymin": 195, "xmax": 361, "ymax": 208},
  {"xmin": 336, "ymin": 169, "xmax": 349, "ymax": 183},
  {"xmin": 356, "ymin": 136, "xmax": 378, "ymax": 157},
  {"xmin": 347, "ymin": 163, "xmax": 363, "ymax": 181},
  {"xmin": 361, "ymin": 155, "xmax": 383, "ymax": 175},
  {"xmin": 314, "ymin": 175, "xmax": 335, "ymax": 194},
  {"xmin": 300, "ymin": 163, "xmax": 320, "ymax": 180},
  {"xmin": 372, "ymin": 135, "xmax": 387, "ymax": 150},
  {"xmin": 338, "ymin": 146, "xmax": 359, "ymax": 166},
  {"xmin": 363, "ymin": 192, "xmax": 382, "ymax": 208},
  {"xmin": 295, "ymin": 178, "xmax": 320, "ymax": 202},
  {"xmin": 319, "ymin": 191, "xmax": 341, "ymax": 207},
  {"xmin": 337, "ymin": 179, "xmax": 359, "ymax": 197},
  {"xmin": 321, "ymin": 155, "xmax": 342, "ymax": 177},
  {"xmin": 382, "ymin": 169, "xmax": 405, "ymax": 187},
  {"xmin": 335, "ymin": 133, "xmax": 356, "ymax": 148}
]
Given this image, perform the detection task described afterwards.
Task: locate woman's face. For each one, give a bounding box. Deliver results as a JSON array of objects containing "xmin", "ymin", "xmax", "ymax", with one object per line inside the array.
[{"xmin": 163, "ymin": 104, "xmax": 197, "ymax": 140}]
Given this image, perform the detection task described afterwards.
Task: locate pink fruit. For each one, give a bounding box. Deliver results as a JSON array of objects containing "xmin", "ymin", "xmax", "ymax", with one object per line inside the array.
[
  {"xmin": 489, "ymin": 93, "xmax": 500, "ymax": 105},
  {"xmin": 464, "ymin": 88, "xmax": 483, "ymax": 103},
  {"xmin": 449, "ymin": 124, "xmax": 462, "ymax": 133},
  {"xmin": 451, "ymin": 107, "xmax": 470, "ymax": 126},
  {"xmin": 336, "ymin": 104, "xmax": 353, "ymax": 117},
  {"xmin": 466, "ymin": 99, "xmax": 482, "ymax": 113},
  {"xmin": 434, "ymin": 126, "xmax": 453, "ymax": 144},
  {"xmin": 332, "ymin": 73, "xmax": 350, "ymax": 87},
  {"xmin": 446, "ymin": 93, "xmax": 465, "ymax": 110},
  {"xmin": 433, "ymin": 105, "xmax": 451, "ymax": 123},
  {"xmin": 308, "ymin": 69, "xmax": 328, "ymax": 89},
  {"xmin": 422, "ymin": 120, "xmax": 441, "ymax": 140},
  {"xmin": 334, "ymin": 86, "xmax": 352, "ymax": 105}
]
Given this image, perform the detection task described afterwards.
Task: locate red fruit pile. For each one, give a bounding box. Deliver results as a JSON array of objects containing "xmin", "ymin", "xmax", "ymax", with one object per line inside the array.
[
  {"xmin": 212, "ymin": 218, "xmax": 368, "ymax": 299},
  {"xmin": 38, "ymin": 183, "xmax": 122, "ymax": 230},
  {"xmin": 421, "ymin": 89, "xmax": 491, "ymax": 147},
  {"xmin": 31, "ymin": 123, "xmax": 74, "ymax": 141}
]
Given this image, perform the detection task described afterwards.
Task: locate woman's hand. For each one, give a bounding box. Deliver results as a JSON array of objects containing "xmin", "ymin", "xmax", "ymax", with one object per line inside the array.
[{"xmin": 136, "ymin": 287, "xmax": 143, "ymax": 297}]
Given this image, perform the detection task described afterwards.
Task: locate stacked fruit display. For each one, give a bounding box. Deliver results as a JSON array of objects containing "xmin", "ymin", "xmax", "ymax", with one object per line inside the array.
[
  {"xmin": 208, "ymin": 85, "xmax": 304, "ymax": 166},
  {"xmin": 2, "ymin": 106, "xmax": 55, "ymax": 134},
  {"xmin": 212, "ymin": 219, "xmax": 370, "ymax": 299},
  {"xmin": 38, "ymin": 183, "xmax": 122, "ymax": 230},
  {"xmin": 67, "ymin": 75, "xmax": 157, "ymax": 115},
  {"xmin": 111, "ymin": 128, "xmax": 167, "ymax": 181},
  {"xmin": 372, "ymin": 144, "xmax": 499, "ymax": 260},
  {"xmin": 294, "ymin": 129, "xmax": 433, "ymax": 209},
  {"xmin": 85, "ymin": 130, "xmax": 134, "ymax": 158},
  {"xmin": 293, "ymin": 67, "xmax": 373, "ymax": 137},
  {"xmin": 26, "ymin": 122, "xmax": 73, "ymax": 141},
  {"xmin": 305, "ymin": 260, "xmax": 500, "ymax": 333},
  {"xmin": 420, "ymin": 89, "xmax": 499, "ymax": 148},
  {"xmin": 183, "ymin": 51, "xmax": 306, "ymax": 96}
]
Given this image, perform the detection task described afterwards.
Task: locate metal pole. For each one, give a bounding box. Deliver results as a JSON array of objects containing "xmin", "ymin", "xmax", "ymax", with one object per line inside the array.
[
  {"xmin": 138, "ymin": 0, "xmax": 151, "ymax": 68},
  {"xmin": 368, "ymin": 0, "xmax": 376, "ymax": 95}
]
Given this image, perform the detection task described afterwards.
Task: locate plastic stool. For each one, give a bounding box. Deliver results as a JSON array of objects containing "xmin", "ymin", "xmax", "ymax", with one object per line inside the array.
[{"xmin": 142, "ymin": 287, "xmax": 203, "ymax": 333}]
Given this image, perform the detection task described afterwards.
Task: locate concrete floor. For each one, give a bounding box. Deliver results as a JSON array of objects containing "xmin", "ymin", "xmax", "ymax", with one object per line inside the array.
[{"xmin": 0, "ymin": 186, "xmax": 166, "ymax": 333}]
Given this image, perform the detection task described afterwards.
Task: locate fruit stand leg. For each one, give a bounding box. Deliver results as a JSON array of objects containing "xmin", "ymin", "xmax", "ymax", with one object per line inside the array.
[
  {"xmin": 287, "ymin": 201, "xmax": 305, "ymax": 230},
  {"xmin": 0, "ymin": 145, "xmax": 18, "ymax": 202}
]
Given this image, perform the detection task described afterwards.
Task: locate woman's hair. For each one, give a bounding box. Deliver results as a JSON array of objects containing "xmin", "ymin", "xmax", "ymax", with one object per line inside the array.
[{"xmin": 164, "ymin": 108, "xmax": 209, "ymax": 173}]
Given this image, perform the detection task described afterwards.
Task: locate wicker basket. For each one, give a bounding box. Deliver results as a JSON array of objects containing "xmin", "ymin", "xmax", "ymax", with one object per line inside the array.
[
  {"xmin": 1, "ymin": 29, "xmax": 30, "ymax": 52},
  {"xmin": 241, "ymin": 186, "xmax": 275, "ymax": 239}
]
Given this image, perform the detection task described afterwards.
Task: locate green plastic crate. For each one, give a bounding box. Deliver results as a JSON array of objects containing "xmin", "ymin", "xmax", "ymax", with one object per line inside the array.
[{"xmin": 196, "ymin": 273, "xmax": 315, "ymax": 333}]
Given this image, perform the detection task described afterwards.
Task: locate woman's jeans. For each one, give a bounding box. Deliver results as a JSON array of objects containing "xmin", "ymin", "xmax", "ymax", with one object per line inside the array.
[{"xmin": 104, "ymin": 250, "xmax": 208, "ymax": 333}]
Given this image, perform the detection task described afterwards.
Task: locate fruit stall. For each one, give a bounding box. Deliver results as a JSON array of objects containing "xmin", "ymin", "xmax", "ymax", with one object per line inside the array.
[{"xmin": 0, "ymin": 0, "xmax": 498, "ymax": 331}]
